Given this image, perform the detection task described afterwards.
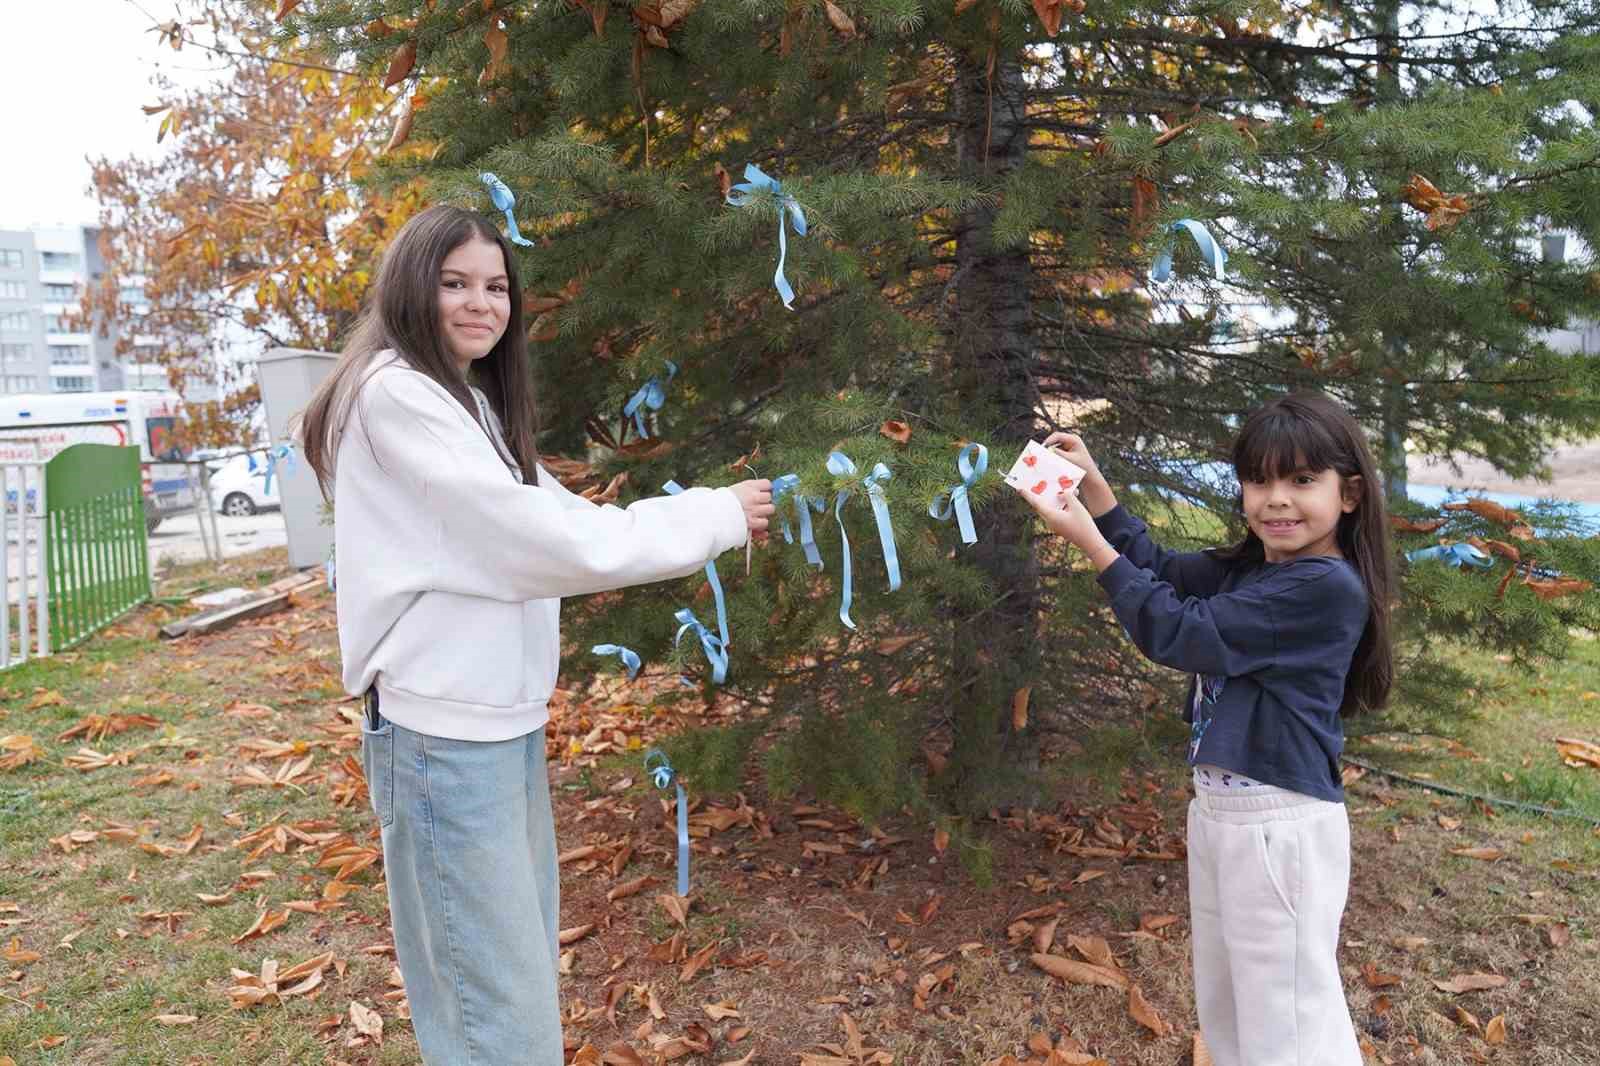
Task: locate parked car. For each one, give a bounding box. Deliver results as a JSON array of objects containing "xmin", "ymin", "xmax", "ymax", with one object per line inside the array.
[{"xmin": 207, "ymin": 451, "xmax": 282, "ymax": 516}]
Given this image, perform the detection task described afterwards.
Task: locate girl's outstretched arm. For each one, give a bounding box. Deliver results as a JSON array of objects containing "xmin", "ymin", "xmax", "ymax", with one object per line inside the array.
[{"xmin": 348, "ymin": 370, "xmax": 749, "ymax": 602}]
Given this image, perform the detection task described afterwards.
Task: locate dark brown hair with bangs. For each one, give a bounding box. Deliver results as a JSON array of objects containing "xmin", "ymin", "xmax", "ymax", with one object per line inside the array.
[{"xmin": 1216, "ymin": 392, "xmax": 1394, "ymax": 715}]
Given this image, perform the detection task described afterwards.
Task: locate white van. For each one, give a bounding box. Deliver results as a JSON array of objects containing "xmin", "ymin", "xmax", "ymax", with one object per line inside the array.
[{"xmin": 0, "ymin": 391, "xmax": 196, "ymax": 532}]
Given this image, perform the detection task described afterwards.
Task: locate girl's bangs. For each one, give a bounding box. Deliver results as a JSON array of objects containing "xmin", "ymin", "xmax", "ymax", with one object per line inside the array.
[{"xmin": 1232, "ymin": 406, "xmax": 1345, "ymax": 482}]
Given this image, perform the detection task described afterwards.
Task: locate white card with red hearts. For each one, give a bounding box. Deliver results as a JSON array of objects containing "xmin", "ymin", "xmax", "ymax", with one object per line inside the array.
[{"xmin": 1004, "ymin": 441, "xmax": 1087, "ymax": 508}]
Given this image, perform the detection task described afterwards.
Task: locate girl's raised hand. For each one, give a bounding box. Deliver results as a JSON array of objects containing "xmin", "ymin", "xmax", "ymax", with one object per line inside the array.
[
  {"xmin": 1041, "ymin": 432, "xmax": 1118, "ymax": 517},
  {"xmin": 1020, "ymin": 482, "xmax": 1102, "ymax": 550},
  {"xmin": 730, "ymin": 479, "xmax": 776, "ymax": 535}
]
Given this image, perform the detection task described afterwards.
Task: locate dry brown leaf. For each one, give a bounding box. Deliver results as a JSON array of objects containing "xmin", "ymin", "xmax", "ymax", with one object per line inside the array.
[
  {"xmin": 233, "ymin": 907, "xmax": 289, "ymax": 944},
  {"xmin": 1031, "ymin": 952, "xmax": 1128, "ymax": 990},
  {"xmin": 703, "ymin": 1000, "xmax": 740, "ymax": 1020},
  {"xmin": 154, "ymin": 1013, "xmax": 198, "ymax": 1025},
  {"xmin": 0, "ymin": 735, "xmax": 44, "ymax": 771},
  {"xmin": 1068, "ymin": 934, "xmax": 1117, "ymax": 971},
  {"xmin": 559, "ymin": 923, "xmax": 596, "ymax": 946},
  {"xmin": 879, "ymin": 419, "xmax": 911, "ymax": 444},
  {"xmin": 383, "ymin": 40, "xmax": 418, "ymax": 89},
  {"xmin": 1433, "ymin": 972, "xmax": 1508, "ymax": 994},
  {"xmin": 1450, "ymin": 847, "xmax": 1503, "ymax": 861},
  {"xmin": 1361, "ymin": 961, "xmax": 1401, "ymax": 989},
  {"xmin": 1011, "ymin": 686, "xmax": 1031, "ymax": 731},
  {"xmin": 657, "ymin": 893, "xmax": 690, "ymax": 928},
  {"xmin": 1128, "ymin": 984, "xmax": 1169, "ymax": 1036},
  {"xmin": 1556, "ymin": 737, "xmax": 1600, "ymax": 769},
  {"xmin": 1485, "ymin": 1014, "xmax": 1507, "ymax": 1044},
  {"xmin": 823, "ymin": 0, "xmax": 857, "ymax": 36},
  {"xmin": 2, "ymin": 937, "xmax": 41, "ymax": 964},
  {"xmin": 607, "ymin": 875, "xmax": 659, "ymax": 902},
  {"xmin": 349, "ymin": 999, "xmax": 384, "ymax": 1044},
  {"xmin": 1033, "ymin": 916, "xmax": 1058, "ymax": 955}
]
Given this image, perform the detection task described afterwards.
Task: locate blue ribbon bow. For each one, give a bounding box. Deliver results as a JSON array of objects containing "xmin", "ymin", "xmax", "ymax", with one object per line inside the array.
[
  {"xmin": 1151, "ymin": 219, "xmax": 1227, "ymax": 282},
  {"xmin": 929, "ymin": 443, "xmax": 989, "ymax": 546},
  {"xmin": 825, "ymin": 452, "xmax": 902, "ymax": 630},
  {"xmin": 726, "ymin": 163, "xmax": 808, "ymax": 310},
  {"xmin": 663, "ymin": 481, "xmax": 731, "ymax": 662},
  {"xmin": 1407, "ymin": 542, "xmax": 1493, "ymax": 569},
  {"xmin": 645, "ymin": 749, "xmax": 690, "ymax": 897},
  {"xmin": 674, "ymin": 607, "xmax": 729, "ymax": 685},
  {"xmin": 249, "ymin": 443, "xmax": 297, "ymax": 496},
  {"xmin": 591, "ymin": 643, "xmax": 642, "ymax": 679},
  {"xmin": 771, "ymin": 473, "xmax": 826, "ymax": 569},
  {"xmin": 623, "ymin": 361, "xmax": 678, "ymax": 440},
  {"xmin": 479, "ymin": 172, "xmax": 535, "ymax": 247}
]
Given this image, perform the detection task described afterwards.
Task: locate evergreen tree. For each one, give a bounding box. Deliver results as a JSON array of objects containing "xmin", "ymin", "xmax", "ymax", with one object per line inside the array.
[{"xmin": 282, "ymin": 0, "xmax": 1600, "ymax": 821}]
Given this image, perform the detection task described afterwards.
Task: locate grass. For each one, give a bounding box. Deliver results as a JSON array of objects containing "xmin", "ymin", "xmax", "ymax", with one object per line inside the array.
[{"xmin": 0, "ymin": 543, "xmax": 1594, "ymax": 1065}]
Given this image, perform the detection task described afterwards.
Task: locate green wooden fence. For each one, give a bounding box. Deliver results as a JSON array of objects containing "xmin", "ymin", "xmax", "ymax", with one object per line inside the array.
[{"xmin": 45, "ymin": 444, "xmax": 151, "ymax": 651}]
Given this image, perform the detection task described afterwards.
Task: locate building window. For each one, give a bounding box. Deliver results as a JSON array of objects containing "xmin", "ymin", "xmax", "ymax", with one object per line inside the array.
[
  {"xmin": 0, "ymin": 281, "xmax": 24, "ymax": 300},
  {"xmin": 118, "ymin": 285, "xmax": 147, "ymax": 304},
  {"xmin": 2, "ymin": 375, "xmax": 38, "ymax": 392},
  {"xmin": 0, "ymin": 311, "xmax": 28, "ymax": 333},
  {"xmin": 0, "ymin": 250, "xmax": 22, "ymax": 270},
  {"xmin": 43, "ymin": 283, "xmax": 78, "ymax": 302},
  {"xmin": 39, "ymin": 252, "xmax": 81, "ymax": 272},
  {"xmin": 42, "ymin": 315, "xmax": 76, "ymax": 334},
  {"xmin": 50, "ymin": 346, "xmax": 90, "ymax": 366},
  {"xmin": 53, "ymin": 375, "xmax": 93, "ymax": 393},
  {"xmin": 2, "ymin": 343, "xmax": 32, "ymax": 363}
]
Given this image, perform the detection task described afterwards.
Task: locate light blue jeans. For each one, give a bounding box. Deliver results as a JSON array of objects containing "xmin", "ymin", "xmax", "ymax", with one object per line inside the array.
[{"xmin": 362, "ymin": 697, "xmax": 564, "ymax": 1065}]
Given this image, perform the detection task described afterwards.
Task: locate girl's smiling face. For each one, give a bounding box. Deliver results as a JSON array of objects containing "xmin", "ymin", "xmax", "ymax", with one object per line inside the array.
[
  {"xmin": 438, "ymin": 236, "xmax": 510, "ymax": 372},
  {"xmin": 1240, "ymin": 463, "xmax": 1359, "ymax": 563}
]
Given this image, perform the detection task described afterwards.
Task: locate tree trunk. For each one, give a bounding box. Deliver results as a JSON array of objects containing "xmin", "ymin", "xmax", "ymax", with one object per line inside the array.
[{"xmin": 947, "ymin": 46, "xmax": 1045, "ymax": 807}]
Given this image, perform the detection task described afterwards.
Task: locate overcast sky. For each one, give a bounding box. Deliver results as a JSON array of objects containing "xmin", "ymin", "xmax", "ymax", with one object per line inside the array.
[{"xmin": 0, "ymin": 1, "xmax": 224, "ymax": 230}]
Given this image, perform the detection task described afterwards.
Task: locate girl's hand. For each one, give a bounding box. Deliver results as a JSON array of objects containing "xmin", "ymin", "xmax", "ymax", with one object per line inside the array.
[
  {"xmin": 730, "ymin": 479, "xmax": 776, "ymax": 535},
  {"xmin": 1042, "ymin": 432, "xmax": 1118, "ymax": 517},
  {"xmin": 1020, "ymin": 485, "xmax": 1120, "ymax": 572}
]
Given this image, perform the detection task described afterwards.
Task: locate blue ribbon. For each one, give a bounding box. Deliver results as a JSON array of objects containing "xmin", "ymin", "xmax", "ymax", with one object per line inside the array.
[
  {"xmin": 825, "ymin": 452, "xmax": 902, "ymax": 630},
  {"xmin": 771, "ymin": 473, "xmax": 826, "ymax": 569},
  {"xmin": 726, "ymin": 163, "xmax": 808, "ymax": 310},
  {"xmin": 622, "ymin": 361, "xmax": 678, "ymax": 440},
  {"xmin": 645, "ymin": 749, "xmax": 690, "ymax": 897},
  {"xmin": 591, "ymin": 643, "xmax": 642, "ymax": 679},
  {"xmin": 674, "ymin": 607, "xmax": 729, "ymax": 684},
  {"xmin": 326, "ymin": 546, "xmax": 336, "ymax": 592},
  {"xmin": 479, "ymin": 172, "xmax": 535, "ymax": 247},
  {"xmin": 929, "ymin": 443, "xmax": 988, "ymax": 546},
  {"xmin": 249, "ymin": 443, "xmax": 297, "ymax": 496},
  {"xmin": 1407, "ymin": 542, "xmax": 1493, "ymax": 569},
  {"xmin": 662, "ymin": 481, "xmax": 731, "ymax": 656},
  {"xmin": 1150, "ymin": 219, "xmax": 1227, "ymax": 282}
]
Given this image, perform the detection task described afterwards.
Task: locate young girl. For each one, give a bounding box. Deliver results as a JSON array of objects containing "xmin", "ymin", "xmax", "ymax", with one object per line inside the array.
[
  {"xmin": 1022, "ymin": 393, "xmax": 1393, "ymax": 1066},
  {"xmin": 299, "ymin": 204, "xmax": 774, "ymax": 1065}
]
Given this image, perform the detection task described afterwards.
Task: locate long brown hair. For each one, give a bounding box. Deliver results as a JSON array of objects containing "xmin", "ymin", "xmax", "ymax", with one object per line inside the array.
[
  {"xmin": 1216, "ymin": 392, "xmax": 1394, "ymax": 715},
  {"xmin": 299, "ymin": 204, "xmax": 540, "ymax": 497}
]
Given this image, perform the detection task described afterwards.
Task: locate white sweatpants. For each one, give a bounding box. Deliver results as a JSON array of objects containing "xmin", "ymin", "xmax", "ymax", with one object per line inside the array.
[{"xmin": 1187, "ymin": 773, "xmax": 1363, "ymax": 1066}]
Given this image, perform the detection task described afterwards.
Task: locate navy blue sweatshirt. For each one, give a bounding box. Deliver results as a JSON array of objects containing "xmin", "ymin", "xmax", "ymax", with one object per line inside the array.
[{"xmin": 1092, "ymin": 505, "xmax": 1367, "ymax": 802}]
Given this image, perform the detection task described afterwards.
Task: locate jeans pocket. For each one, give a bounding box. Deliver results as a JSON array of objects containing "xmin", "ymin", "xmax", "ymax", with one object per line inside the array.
[{"xmin": 361, "ymin": 720, "xmax": 395, "ymax": 829}]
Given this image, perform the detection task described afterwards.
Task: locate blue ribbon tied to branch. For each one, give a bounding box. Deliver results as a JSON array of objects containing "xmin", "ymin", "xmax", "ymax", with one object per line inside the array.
[
  {"xmin": 645, "ymin": 749, "xmax": 691, "ymax": 897},
  {"xmin": 662, "ymin": 481, "xmax": 731, "ymax": 661},
  {"xmin": 479, "ymin": 172, "xmax": 535, "ymax": 247},
  {"xmin": 249, "ymin": 443, "xmax": 297, "ymax": 496},
  {"xmin": 1407, "ymin": 542, "xmax": 1493, "ymax": 569},
  {"xmin": 1150, "ymin": 219, "xmax": 1227, "ymax": 283},
  {"xmin": 591, "ymin": 643, "xmax": 642, "ymax": 679},
  {"xmin": 674, "ymin": 607, "xmax": 729, "ymax": 685},
  {"xmin": 825, "ymin": 452, "xmax": 902, "ymax": 630},
  {"xmin": 623, "ymin": 361, "xmax": 678, "ymax": 440},
  {"xmin": 726, "ymin": 163, "xmax": 807, "ymax": 310},
  {"xmin": 929, "ymin": 443, "xmax": 988, "ymax": 546},
  {"xmin": 771, "ymin": 473, "xmax": 827, "ymax": 568}
]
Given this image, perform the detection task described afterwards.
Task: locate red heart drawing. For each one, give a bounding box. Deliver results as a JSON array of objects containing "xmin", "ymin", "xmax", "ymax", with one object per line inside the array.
[
  {"xmin": 1058, "ymin": 476, "xmax": 1075, "ymax": 490},
  {"xmin": 1031, "ymin": 480, "xmax": 1047, "ymax": 495},
  {"xmin": 1023, "ymin": 455, "xmax": 1037, "ymax": 467}
]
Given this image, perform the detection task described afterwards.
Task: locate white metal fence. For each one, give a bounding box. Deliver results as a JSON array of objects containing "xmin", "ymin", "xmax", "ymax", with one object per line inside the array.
[{"xmin": 2, "ymin": 458, "xmax": 49, "ymax": 667}]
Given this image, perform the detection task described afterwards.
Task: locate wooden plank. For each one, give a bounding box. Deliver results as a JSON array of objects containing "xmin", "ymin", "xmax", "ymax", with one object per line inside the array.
[{"xmin": 159, "ymin": 592, "xmax": 290, "ymax": 640}]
